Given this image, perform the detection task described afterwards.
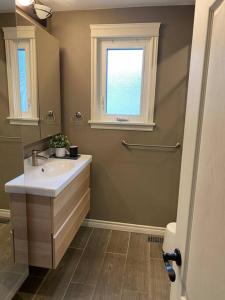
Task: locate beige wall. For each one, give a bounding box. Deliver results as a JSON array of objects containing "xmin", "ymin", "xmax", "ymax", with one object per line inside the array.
[{"xmin": 51, "ymin": 6, "xmax": 194, "ymax": 227}]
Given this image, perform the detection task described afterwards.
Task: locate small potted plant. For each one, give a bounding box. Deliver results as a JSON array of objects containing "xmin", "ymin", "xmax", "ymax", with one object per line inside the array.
[{"xmin": 49, "ymin": 134, "xmax": 70, "ymax": 158}]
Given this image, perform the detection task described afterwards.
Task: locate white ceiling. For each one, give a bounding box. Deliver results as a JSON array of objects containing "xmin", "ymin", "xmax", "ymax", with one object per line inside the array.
[
  {"xmin": 0, "ymin": 0, "xmax": 15, "ymax": 12},
  {"xmin": 41, "ymin": 0, "xmax": 195, "ymax": 11}
]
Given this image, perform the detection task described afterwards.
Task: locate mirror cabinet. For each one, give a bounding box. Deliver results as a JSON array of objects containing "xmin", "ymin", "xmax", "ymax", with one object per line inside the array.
[
  {"xmin": 16, "ymin": 11, "xmax": 61, "ymax": 142},
  {"xmin": 3, "ymin": 11, "xmax": 61, "ymax": 145}
]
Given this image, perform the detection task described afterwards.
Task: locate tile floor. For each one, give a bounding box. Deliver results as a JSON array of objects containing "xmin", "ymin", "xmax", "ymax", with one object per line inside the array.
[{"xmin": 13, "ymin": 227, "xmax": 170, "ymax": 300}]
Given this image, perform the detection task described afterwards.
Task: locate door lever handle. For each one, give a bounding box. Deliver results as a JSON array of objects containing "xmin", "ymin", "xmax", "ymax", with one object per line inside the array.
[
  {"xmin": 164, "ymin": 261, "xmax": 176, "ymax": 282},
  {"xmin": 163, "ymin": 248, "xmax": 182, "ymax": 282}
]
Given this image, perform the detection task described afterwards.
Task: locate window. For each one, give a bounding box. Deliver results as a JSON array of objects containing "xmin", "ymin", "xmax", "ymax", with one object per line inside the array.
[
  {"xmin": 18, "ymin": 42, "xmax": 32, "ymax": 117},
  {"xmin": 89, "ymin": 23, "xmax": 160, "ymax": 131},
  {"xmin": 18, "ymin": 48, "xmax": 29, "ymax": 113},
  {"xmin": 106, "ymin": 48, "xmax": 143, "ymax": 116},
  {"xmin": 3, "ymin": 26, "xmax": 38, "ymax": 126}
]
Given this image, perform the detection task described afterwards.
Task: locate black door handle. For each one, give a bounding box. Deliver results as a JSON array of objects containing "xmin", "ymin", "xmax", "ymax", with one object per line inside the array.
[
  {"xmin": 163, "ymin": 248, "xmax": 182, "ymax": 282},
  {"xmin": 164, "ymin": 261, "xmax": 176, "ymax": 282}
]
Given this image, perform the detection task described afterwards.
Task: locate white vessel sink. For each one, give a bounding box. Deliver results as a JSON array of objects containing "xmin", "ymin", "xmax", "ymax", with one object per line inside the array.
[{"xmin": 5, "ymin": 154, "xmax": 92, "ymax": 197}]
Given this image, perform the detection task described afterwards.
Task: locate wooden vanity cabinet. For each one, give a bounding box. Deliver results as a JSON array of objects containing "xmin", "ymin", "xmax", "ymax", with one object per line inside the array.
[{"xmin": 25, "ymin": 165, "xmax": 90, "ymax": 269}]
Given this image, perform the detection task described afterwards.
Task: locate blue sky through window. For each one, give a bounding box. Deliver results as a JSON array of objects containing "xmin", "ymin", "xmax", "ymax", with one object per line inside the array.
[
  {"xmin": 106, "ymin": 49, "xmax": 143, "ymax": 115},
  {"xmin": 18, "ymin": 48, "xmax": 28, "ymax": 113}
]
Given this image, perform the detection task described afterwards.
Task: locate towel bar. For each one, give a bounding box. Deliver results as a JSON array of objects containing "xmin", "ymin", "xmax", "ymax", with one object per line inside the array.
[{"xmin": 121, "ymin": 140, "xmax": 181, "ymax": 151}]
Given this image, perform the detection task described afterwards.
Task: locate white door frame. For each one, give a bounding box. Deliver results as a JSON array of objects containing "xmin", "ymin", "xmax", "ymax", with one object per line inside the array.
[{"xmin": 170, "ymin": 0, "xmax": 218, "ymax": 299}]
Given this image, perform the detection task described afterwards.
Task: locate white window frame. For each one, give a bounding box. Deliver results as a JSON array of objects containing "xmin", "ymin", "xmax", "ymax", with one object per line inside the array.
[
  {"xmin": 3, "ymin": 26, "xmax": 39, "ymax": 126},
  {"xmin": 89, "ymin": 23, "xmax": 160, "ymax": 131}
]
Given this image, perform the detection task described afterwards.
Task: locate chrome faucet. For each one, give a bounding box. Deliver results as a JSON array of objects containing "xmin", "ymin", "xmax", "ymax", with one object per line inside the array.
[{"xmin": 32, "ymin": 150, "xmax": 49, "ymax": 166}]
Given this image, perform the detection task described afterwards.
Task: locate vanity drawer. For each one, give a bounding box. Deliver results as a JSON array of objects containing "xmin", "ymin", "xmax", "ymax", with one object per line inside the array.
[
  {"xmin": 14, "ymin": 163, "xmax": 91, "ymax": 269},
  {"xmin": 53, "ymin": 165, "xmax": 90, "ymax": 233},
  {"xmin": 52, "ymin": 188, "xmax": 90, "ymax": 268}
]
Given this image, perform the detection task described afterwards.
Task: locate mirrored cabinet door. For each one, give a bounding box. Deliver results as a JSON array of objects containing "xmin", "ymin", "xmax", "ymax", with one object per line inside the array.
[{"xmin": 16, "ymin": 11, "xmax": 61, "ymax": 143}]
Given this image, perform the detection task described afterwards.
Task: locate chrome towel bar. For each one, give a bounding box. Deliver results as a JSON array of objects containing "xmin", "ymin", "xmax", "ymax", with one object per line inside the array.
[{"xmin": 121, "ymin": 140, "xmax": 181, "ymax": 151}]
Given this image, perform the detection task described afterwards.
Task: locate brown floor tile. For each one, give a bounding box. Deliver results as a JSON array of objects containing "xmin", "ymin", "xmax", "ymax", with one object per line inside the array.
[
  {"xmin": 122, "ymin": 289, "xmax": 150, "ymax": 300},
  {"xmin": 150, "ymin": 259, "xmax": 170, "ymax": 300},
  {"xmin": 69, "ymin": 226, "xmax": 93, "ymax": 249},
  {"xmin": 106, "ymin": 230, "xmax": 130, "ymax": 254},
  {"xmin": 14, "ymin": 229, "xmax": 170, "ymax": 300},
  {"xmin": 123, "ymin": 233, "xmax": 150, "ymax": 293},
  {"xmin": 63, "ymin": 283, "xmax": 94, "ymax": 300},
  {"xmin": 93, "ymin": 253, "xmax": 126, "ymax": 300},
  {"xmin": 34, "ymin": 248, "xmax": 82, "ymax": 300},
  {"xmin": 150, "ymin": 242, "xmax": 163, "ymax": 259},
  {"xmin": 72, "ymin": 228, "xmax": 111, "ymax": 285}
]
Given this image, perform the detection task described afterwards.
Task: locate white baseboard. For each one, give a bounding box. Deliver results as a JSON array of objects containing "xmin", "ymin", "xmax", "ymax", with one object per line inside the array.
[
  {"xmin": 0, "ymin": 209, "xmax": 10, "ymax": 220},
  {"xmin": 83, "ymin": 218, "xmax": 165, "ymax": 236}
]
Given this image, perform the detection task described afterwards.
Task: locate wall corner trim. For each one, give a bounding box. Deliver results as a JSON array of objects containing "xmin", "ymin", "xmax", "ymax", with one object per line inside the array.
[{"xmin": 83, "ymin": 218, "xmax": 165, "ymax": 236}]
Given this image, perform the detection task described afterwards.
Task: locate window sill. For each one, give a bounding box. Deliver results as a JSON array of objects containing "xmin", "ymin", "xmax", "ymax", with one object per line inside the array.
[
  {"xmin": 7, "ymin": 117, "xmax": 39, "ymax": 126},
  {"xmin": 88, "ymin": 120, "xmax": 155, "ymax": 131}
]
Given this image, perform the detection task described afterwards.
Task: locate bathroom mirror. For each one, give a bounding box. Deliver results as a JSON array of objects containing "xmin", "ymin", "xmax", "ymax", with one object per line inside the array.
[
  {"xmin": 16, "ymin": 10, "xmax": 61, "ymax": 142},
  {"xmin": 0, "ymin": 1, "xmax": 29, "ymax": 298},
  {"xmin": 2, "ymin": 9, "xmax": 61, "ymax": 146}
]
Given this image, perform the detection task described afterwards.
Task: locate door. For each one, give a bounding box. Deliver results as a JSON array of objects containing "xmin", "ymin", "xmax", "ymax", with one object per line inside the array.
[{"xmin": 170, "ymin": 0, "xmax": 225, "ymax": 299}]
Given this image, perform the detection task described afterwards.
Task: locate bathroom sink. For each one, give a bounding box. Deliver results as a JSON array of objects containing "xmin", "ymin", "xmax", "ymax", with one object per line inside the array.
[
  {"xmin": 5, "ymin": 154, "xmax": 92, "ymax": 197},
  {"xmin": 37, "ymin": 160, "xmax": 75, "ymax": 177}
]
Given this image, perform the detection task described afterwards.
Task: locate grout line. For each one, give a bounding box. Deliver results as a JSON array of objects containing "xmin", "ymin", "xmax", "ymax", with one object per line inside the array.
[
  {"xmin": 90, "ymin": 229, "xmax": 112, "ymax": 300},
  {"xmin": 68, "ymin": 246, "xmax": 84, "ymax": 250},
  {"xmin": 104, "ymin": 229, "xmax": 112, "ymax": 254},
  {"xmin": 122, "ymin": 289, "xmax": 149, "ymax": 296},
  {"xmin": 61, "ymin": 227, "xmax": 95, "ymax": 300},
  {"xmin": 105, "ymin": 251, "xmax": 126, "ymax": 256},
  {"xmin": 119, "ymin": 231, "xmax": 131, "ymax": 299},
  {"xmin": 83, "ymin": 227, "xmax": 94, "ymax": 249},
  {"xmin": 103, "ymin": 229, "xmax": 112, "ymax": 254},
  {"xmin": 69, "ymin": 227, "xmax": 94, "ymax": 251}
]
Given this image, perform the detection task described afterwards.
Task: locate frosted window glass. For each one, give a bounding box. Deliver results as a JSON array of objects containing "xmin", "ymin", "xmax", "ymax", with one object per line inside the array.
[
  {"xmin": 106, "ymin": 49, "xmax": 143, "ymax": 115},
  {"xmin": 18, "ymin": 48, "xmax": 28, "ymax": 113}
]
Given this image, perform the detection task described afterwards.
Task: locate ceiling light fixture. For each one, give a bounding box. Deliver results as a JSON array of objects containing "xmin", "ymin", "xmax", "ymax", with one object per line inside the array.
[
  {"xmin": 34, "ymin": 4, "xmax": 52, "ymax": 20},
  {"xmin": 16, "ymin": 0, "xmax": 52, "ymax": 20}
]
